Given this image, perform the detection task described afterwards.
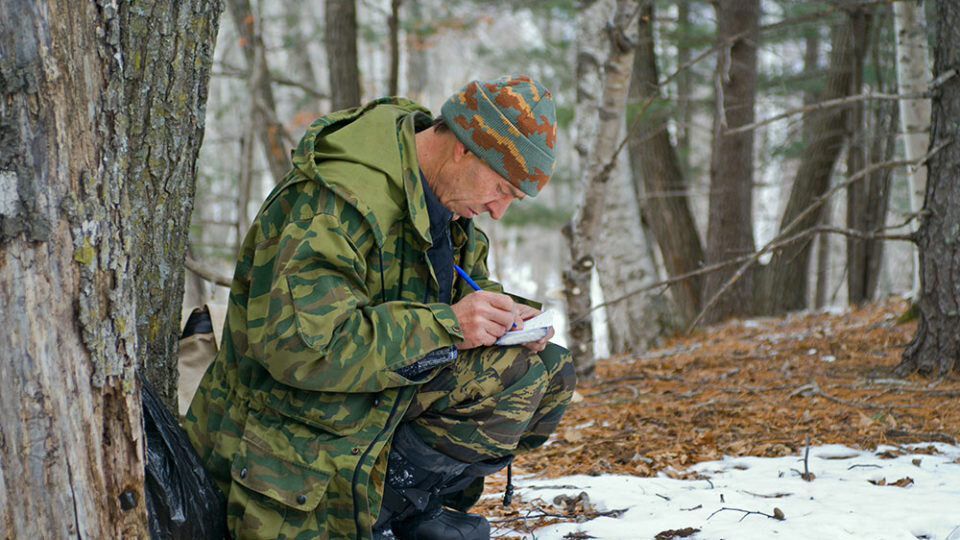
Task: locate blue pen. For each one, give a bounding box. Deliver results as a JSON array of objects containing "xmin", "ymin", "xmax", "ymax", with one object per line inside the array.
[
  {"xmin": 454, "ymin": 264, "xmax": 482, "ymax": 291},
  {"xmin": 454, "ymin": 264, "xmax": 516, "ymax": 328}
]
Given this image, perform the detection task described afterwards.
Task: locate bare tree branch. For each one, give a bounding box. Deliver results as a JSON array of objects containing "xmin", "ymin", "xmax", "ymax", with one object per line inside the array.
[
  {"xmin": 213, "ymin": 63, "xmax": 328, "ymax": 98},
  {"xmin": 724, "ymin": 92, "xmax": 920, "ymax": 136},
  {"xmin": 185, "ymin": 254, "xmax": 233, "ymax": 287}
]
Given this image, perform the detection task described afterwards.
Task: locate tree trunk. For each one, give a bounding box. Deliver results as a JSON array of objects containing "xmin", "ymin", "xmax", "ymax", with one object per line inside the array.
[
  {"xmin": 580, "ymin": 0, "xmax": 668, "ymax": 356},
  {"xmin": 574, "ymin": 0, "xmax": 609, "ymax": 164},
  {"xmin": 805, "ymin": 28, "xmax": 832, "ymax": 310},
  {"xmin": 564, "ymin": 0, "xmax": 639, "ymax": 375},
  {"xmin": 892, "ymin": 0, "xmax": 932, "ymax": 298},
  {"xmin": 580, "ymin": 0, "xmax": 661, "ymax": 355},
  {"xmin": 388, "ymin": 0, "xmax": 403, "ymax": 96},
  {"xmin": 898, "ymin": 0, "xmax": 960, "ymax": 376},
  {"xmin": 227, "ymin": 0, "xmax": 291, "ymax": 185},
  {"xmin": 848, "ymin": 100, "xmax": 897, "ymax": 305},
  {"xmin": 814, "ymin": 204, "xmax": 833, "ymax": 309},
  {"xmin": 628, "ymin": 3, "xmax": 704, "ymax": 322},
  {"xmin": 844, "ymin": 9, "xmax": 874, "ymax": 304},
  {"xmin": 125, "ymin": 0, "xmax": 222, "ymax": 410},
  {"xmin": 326, "ymin": 0, "xmax": 362, "ymax": 110},
  {"xmin": 702, "ymin": 0, "xmax": 759, "ymax": 324},
  {"xmin": 862, "ymin": 102, "xmax": 897, "ymax": 300},
  {"xmin": 0, "ymin": 0, "xmax": 221, "ymax": 535},
  {"xmin": 597, "ymin": 130, "xmax": 666, "ymax": 354},
  {"xmin": 846, "ymin": 8, "xmax": 894, "ymax": 305},
  {"xmin": 675, "ymin": 0, "xmax": 693, "ymax": 174},
  {"xmin": 762, "ymin": 12, "xmax": 869, "ymax": 314}
]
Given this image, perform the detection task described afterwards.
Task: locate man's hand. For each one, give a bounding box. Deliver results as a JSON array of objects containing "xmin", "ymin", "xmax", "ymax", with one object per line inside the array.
[{"xmin": 451, "ymin": 291, "xmax": 518, "ymax": 349}]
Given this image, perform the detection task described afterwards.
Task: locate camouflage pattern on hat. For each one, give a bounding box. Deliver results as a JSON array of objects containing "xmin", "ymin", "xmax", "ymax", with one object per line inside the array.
[{"xmin": 441, "ymin": 76, "xmax": 557, "ymax": 197}]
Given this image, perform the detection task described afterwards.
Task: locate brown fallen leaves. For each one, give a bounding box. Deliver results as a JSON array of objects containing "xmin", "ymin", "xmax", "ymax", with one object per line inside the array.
[{"xmin": 480, "ymin": 297, "xmax": 960, "ymax": 537}]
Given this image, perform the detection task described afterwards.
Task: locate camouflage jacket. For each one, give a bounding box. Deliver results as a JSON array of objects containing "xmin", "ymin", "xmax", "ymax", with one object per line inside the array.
[{"xmin": 184, "ymin": 98, "xmax": 513, "ymax": 540}]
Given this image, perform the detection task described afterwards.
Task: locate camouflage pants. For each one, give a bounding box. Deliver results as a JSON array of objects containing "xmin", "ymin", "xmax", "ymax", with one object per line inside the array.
[{"xmin": 403, "ymin": 343, "xmax": 576, "ymax": 463}]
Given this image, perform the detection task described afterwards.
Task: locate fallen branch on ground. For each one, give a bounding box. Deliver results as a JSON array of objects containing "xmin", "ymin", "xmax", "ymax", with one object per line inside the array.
[
  {"xmin": 707, "ymin": 506, "xmax": 786, "ymax": 522},
  {"xmin": 491, "ymin": 508, "xmax": 628, "ymax": 526}
]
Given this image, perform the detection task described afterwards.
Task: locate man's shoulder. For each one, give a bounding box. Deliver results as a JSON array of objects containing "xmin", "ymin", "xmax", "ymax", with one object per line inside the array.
[{"xmin": 251, "ymin": 167, "xmax": 404, "ymax": 253}]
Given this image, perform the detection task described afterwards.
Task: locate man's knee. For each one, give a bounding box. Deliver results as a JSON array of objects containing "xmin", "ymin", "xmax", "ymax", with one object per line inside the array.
[{"xmin": 538, "ymin": 343, "xmax": 577, "ymax": 399}]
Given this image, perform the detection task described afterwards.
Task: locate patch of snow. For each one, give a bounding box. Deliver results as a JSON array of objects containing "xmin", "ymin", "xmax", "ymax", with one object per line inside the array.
[{"xmin": 497, "ymin": 443, "xmax": 960, "ymax": 539}]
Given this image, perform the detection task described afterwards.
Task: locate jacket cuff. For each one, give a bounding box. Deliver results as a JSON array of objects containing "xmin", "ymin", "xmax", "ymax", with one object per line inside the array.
[{"xmin": 428, "ymin": 302, "xmax": 464, "ymax": 340}]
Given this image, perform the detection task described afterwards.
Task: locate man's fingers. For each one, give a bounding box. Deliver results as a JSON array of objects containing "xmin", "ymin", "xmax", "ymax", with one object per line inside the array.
[{"xmin": 472, "ymin": 292, "xmax": 516, "ymax": 330}]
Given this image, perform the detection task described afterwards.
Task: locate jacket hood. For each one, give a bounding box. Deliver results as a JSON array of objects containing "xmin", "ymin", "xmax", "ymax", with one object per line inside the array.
[{"xmin": 288, "ymin": 98, "xmax": 434, "ymax": 248}]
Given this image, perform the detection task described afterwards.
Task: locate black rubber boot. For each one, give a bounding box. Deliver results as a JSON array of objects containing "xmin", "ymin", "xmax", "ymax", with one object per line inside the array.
[
  {"xmin": 372, "ymin": 424, "xmax": 495, "ymax": 540},
  {"xmin": 392, "ymin": 505, "xmax": 489, "ymax": 540}
]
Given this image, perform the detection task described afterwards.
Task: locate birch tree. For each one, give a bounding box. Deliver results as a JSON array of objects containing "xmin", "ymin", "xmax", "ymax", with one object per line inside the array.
[
  {"xmin": 564, "ymin": 0, "xmax": 639, "ymax": 373},
  {"xmin": 572, "ymin": 0, "xmax": 663, "ymax": 355},
  {"xmin": 892, "ymin": 0, "xmax": 931, "ymax": 297},
  {"xmin": 0, "ymin": 0, "xmax": 221, "ymax": 536}
]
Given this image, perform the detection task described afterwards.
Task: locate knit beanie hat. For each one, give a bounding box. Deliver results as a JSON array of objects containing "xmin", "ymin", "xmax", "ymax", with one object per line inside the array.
[{"xmin": 441, "ymin": 76, "xmax": 557, "ymax": 197}]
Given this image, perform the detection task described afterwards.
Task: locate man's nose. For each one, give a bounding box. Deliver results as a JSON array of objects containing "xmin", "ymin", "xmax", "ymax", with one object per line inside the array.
[{"xmin": 487, "ymin": 197, "xmax": 513, "ymax": 220}]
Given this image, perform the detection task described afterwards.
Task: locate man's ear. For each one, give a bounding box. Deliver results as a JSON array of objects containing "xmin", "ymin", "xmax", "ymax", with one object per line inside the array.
[{"xmin": 452, "ymin": 139, "xmax": 470, "ymax": 162}]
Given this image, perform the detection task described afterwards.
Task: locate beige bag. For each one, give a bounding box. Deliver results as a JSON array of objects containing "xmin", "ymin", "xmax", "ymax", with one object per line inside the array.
[{"xmin": 178, "ymin": 305, "xmax": 220, "ymax": 417}]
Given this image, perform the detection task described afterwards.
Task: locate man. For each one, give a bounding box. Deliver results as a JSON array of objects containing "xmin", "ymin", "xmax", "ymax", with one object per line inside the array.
[{"xmin": 184, "ymin": 75, "xmax": 576, "ymax": 540}]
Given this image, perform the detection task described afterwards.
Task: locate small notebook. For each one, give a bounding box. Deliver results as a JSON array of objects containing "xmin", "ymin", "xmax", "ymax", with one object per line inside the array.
[{"xmin": 495, "ymin": 311, "xmax": 554, "ymax": 346}]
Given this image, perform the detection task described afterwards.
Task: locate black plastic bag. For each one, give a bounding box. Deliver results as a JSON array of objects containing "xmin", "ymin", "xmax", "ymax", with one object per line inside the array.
[{"xmin": 142, "ymin": 376, "xmax": 227, "ymax": 539}]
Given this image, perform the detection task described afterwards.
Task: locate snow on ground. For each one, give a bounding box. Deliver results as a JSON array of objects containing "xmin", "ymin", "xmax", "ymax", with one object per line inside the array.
[{"xmin": 494, "ymin": 443, "xmax": 960, "ymax": 540}]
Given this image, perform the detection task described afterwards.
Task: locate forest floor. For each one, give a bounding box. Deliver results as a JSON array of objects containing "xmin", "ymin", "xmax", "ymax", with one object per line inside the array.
[{"xmin": 475, "ymin": 296, "xmax": 960, "ymax": 537}]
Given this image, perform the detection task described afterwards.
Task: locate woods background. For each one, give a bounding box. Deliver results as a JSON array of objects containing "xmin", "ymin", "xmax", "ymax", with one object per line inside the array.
[{"xmin": 2, "ymin": 0, "xmax": 957, "ymax": 537}]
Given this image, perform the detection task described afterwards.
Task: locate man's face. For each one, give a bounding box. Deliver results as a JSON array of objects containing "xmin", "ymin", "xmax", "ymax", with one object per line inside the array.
[{"xmin": 432, "ymin": 144, "xmax": 526, "ymax": 220}]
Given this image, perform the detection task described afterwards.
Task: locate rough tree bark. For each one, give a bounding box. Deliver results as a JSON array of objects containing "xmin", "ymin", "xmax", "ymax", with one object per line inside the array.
[
  {"xmin": 126, "ymin": 0, "xmax": 223, "ymax": 410},
  {"xmin": 326, "ymin": 0, "xmax": 362, "ymax": 110},
  {"xmin": 227, "ymin": 0, "xmax": 291, "ymax": 184},
  {"xmin": 762, "ymin": 11, "xmax": 869, "ymax": 314},
  {"xmin": 564, "ymin": 0, "xmax": 639, "ymax": 374},
  {"xmin": 0, "ymin": 0, "xmax": 221, "ymax": 536},
  {"xmin": 892, "ymin": 0, "xmax": 931, "ymax": 298},
  {"xmin": 898, "ymin": 0, "xmax": 960, "ymax": 376},
  {"xmin": 702, "ymin": 0, "xmax": 759, "ymax": 324},
  {"xmin": 628, "ymin": 2, "xmax": 704, "ymax": 322}
]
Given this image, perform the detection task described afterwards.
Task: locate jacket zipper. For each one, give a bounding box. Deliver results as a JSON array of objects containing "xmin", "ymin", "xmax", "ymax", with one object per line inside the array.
[
  {"xmin": 353, "ymin": 394, "xmax": 403, "ymax": 539},
  {"xmin": 355, "ymin": 257, "xmax": 397, "ymax": 538}
]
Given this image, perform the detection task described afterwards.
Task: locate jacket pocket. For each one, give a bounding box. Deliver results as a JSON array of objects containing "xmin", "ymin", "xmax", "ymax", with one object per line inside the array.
[
  {"xmin": 286, "ymin": 273, "xmax": 353, "ymax": 351},
  {"xmin": 233, "ymin": 411, "xmax": 333, "ymax": 512}
]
